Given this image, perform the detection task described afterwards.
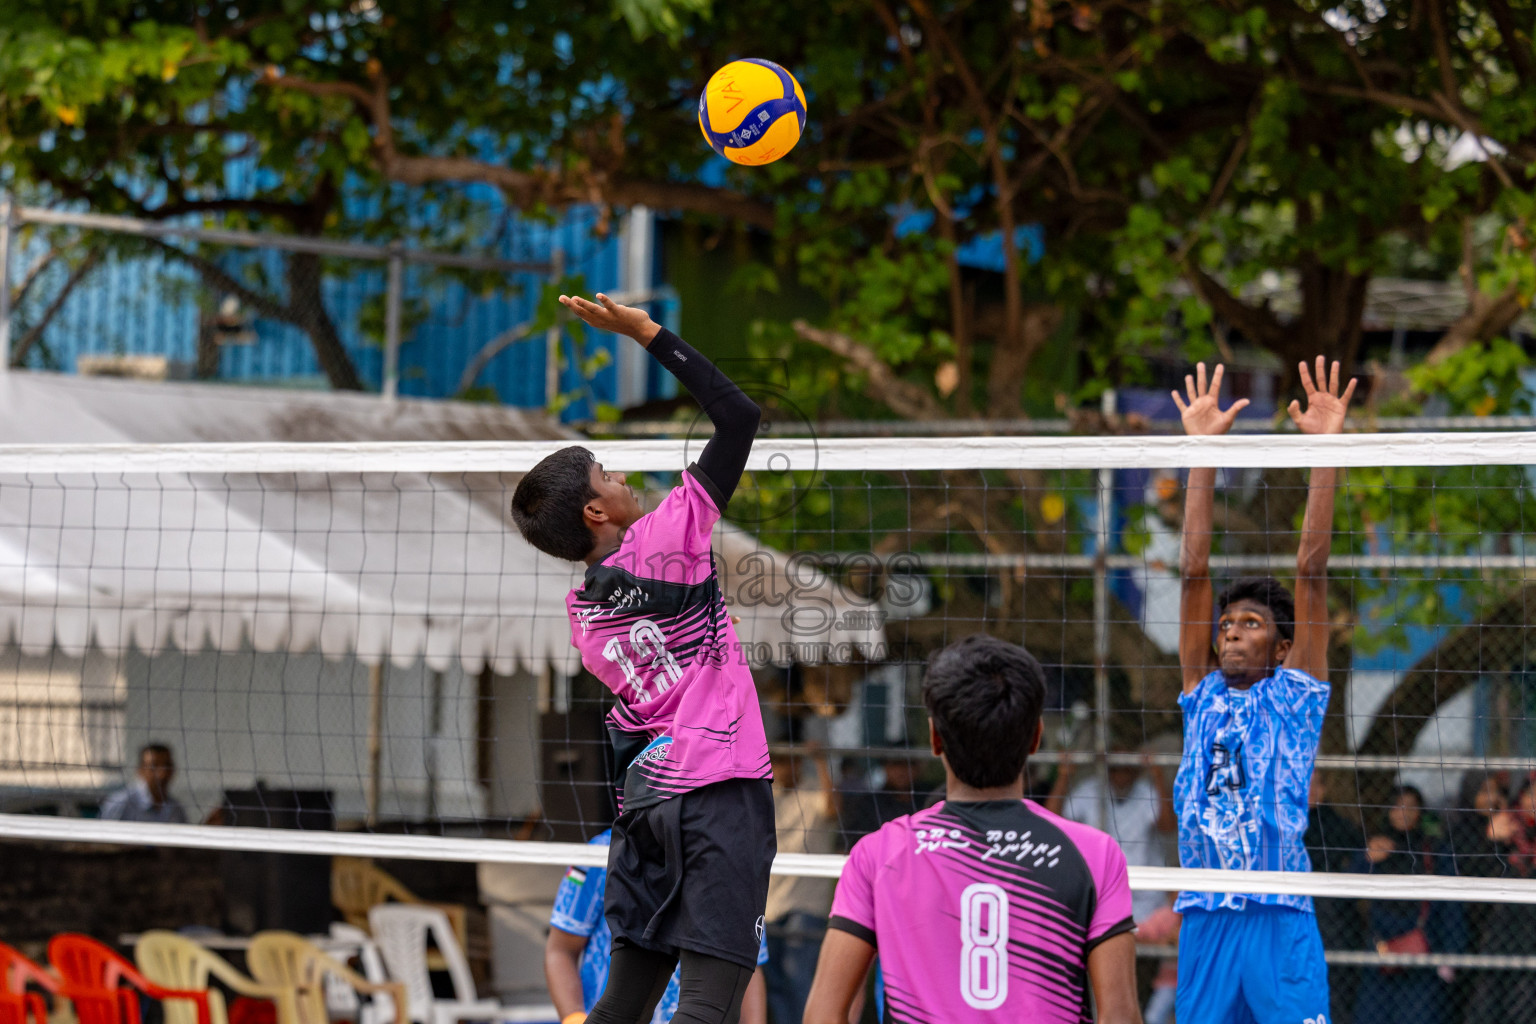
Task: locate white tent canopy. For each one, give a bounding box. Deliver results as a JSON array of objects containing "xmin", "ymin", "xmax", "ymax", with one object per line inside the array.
[{"xmin": 0, "ymin": 372, "xmax": 882, "ymax": 674}]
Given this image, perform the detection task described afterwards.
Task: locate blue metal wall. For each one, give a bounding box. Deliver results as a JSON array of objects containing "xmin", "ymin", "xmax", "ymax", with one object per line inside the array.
[{"xmin": 11, "ymin": 199, "xmax": 644, "ymax": 412}]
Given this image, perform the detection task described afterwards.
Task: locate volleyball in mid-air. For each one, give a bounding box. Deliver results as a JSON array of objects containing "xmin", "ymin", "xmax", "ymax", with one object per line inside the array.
[{"xmin": 698, "ymin": 59, "xmax": 807, "ymax": 166}]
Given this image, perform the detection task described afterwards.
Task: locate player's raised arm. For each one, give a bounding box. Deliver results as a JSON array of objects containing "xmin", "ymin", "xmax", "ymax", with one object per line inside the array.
[
  {"xmin": 559, "ymin": 293, "xmax": 761, "ymax": 506},
  {"xmin": 1283, "ymin": 356, "xmax": 1356, "ymax": 684},
  {"xmin": 1171, "ymin": 363, "xmax": 1249, "ymax": 695}
]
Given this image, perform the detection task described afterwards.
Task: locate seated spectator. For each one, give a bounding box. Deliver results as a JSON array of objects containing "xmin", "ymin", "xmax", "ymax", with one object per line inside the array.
[
  {"xmin": 1454, "ymin": 773, "xmax": 1536, "ymax": 1023},
  {"xmin": 765, "ymin": 743, "xmax": 839, "ymax": 1024},
  {"xmin": 1306, "ymin": 772, "xmax": 1365, "ymax": 1024},
  {"xmin": 1353, "ymin": 785, "xmax": 1465, "ymax": 1024},
  {"xmin": 100, "ymin": 743, "xmax": 188, "ymax": 823}
]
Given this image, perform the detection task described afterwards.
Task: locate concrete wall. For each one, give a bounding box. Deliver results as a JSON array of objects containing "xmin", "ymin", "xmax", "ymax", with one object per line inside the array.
[{"xmin": 0, "ymin": 646, "xmax": 543, "ymax": 827}]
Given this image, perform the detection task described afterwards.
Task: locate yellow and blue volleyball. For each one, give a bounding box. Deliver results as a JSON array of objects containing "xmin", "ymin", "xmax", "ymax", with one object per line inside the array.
[{"xmin": 698, "ymin": 59, "xmax": 807, "ymax": 166}]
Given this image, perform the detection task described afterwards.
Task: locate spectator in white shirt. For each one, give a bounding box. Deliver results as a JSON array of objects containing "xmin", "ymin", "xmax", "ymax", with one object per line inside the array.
[
  {"xmin": 100, "ymin": 743, "xmax": 188, "ymax": 824},
  {"xmin": 1048, "ymin": 746, "xmax": 1179, "ymax": 1023}
]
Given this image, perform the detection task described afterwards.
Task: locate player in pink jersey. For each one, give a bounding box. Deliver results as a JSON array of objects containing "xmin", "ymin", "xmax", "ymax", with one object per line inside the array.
[
  {"xmin": 511, "ymin": 294, "xmax": 772, "ymax": 1024},
  {"xmin": 804, "ymin": 635, "xmax": 1142, "ymax": 1024}
]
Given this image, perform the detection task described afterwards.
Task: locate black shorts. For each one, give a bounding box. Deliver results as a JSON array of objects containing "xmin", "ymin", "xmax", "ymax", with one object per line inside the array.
[{"xmin": 603, "ymin": 777, "xmax": 776, "ymax": 970}]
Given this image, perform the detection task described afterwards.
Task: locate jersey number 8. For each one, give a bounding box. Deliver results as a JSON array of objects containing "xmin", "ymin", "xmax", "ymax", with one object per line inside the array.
[{"xmin": 960, "ymin": 882, "xmax": 1009, "ymax": 1010}]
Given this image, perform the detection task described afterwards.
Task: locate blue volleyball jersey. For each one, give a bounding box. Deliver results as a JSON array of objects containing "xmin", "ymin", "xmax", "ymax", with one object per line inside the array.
[
  {"xmin": 549, "ymin": 830, "xmax": 767, "ymax": 1020},
  {"xmin": 1173, "ymin": 666, "xmax": 1328, "ymax": 913}
]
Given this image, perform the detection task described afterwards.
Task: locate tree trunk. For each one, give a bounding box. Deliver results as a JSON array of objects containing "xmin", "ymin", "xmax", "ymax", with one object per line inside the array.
[
  {"xmin": 986, "ymin": 304, "xmax": 1062, "ymax": 417},
  {"xmin": 1426, "ymin": 282, "xmax": 1525, "ymax": 364},
  {"xmin": 286, "ymin": 251, "xmax": 364, "ymax": 391},
  {"xmin": 195, "ymin": 312, "xmax": 221, "ymax": 380},
  {"xmin": 1286, "ymin": 257, "xmax": 1370, "ymax": 388}
]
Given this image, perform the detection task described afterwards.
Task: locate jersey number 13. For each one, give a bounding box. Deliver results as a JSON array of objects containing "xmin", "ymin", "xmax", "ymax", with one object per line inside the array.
[{"xmin": 960, "ymin": 883, "xmax": 1009, "ymax": 1010}]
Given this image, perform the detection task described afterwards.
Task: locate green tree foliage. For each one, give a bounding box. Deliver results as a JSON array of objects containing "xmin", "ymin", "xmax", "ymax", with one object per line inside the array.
[{"xmin": 5, "ymin": 1, "xmax": 1533, "ymax": 399}]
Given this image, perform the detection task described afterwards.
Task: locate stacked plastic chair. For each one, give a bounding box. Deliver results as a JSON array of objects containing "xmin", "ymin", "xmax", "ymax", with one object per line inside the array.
[
  {"xmin": 0, "ymin": 943, "xmax": 58, "ymax": 1024},
  {"xmin": 133, "ymin": 932, "xmax": 299, "ymax": 1024},
  {"xmin": 49, "ymin": 934, "xmax": 211, "ymax": 1024},
  {"xmin": 247, "ymin": 932, "xmax": 406, "ymax": 1024}
]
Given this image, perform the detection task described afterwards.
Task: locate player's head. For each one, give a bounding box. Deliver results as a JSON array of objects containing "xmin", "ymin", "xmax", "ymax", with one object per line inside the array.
[
  {"xmin": 510, "ymin": 445, "xmax": 643, "ymax": 562},
  {"xmin": 1387, "ymin": 784, "xmax": 1425, "ymax": 833},
  {"xmin": 922, "ymin": 634, "xmax": 1046, "ymax": 792},
  {"xmin": 1106, "ymin": 745, "xmax": 1141, "ymax": 795},
  {"xmin": 1214, "ymin": 575, "xmax": 1295, "ymax": 684},
  {"xmin": 137, "ymin": 743, "xmax": 175, "ymax": 802}
]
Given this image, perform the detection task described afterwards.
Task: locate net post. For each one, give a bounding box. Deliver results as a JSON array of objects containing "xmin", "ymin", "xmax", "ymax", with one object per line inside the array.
[
  {"xmin": 382, "ymin": 244, "xmax": 404, "ymax": 402},
  {"xmin": 545, "ymin": 248, "xmax": 565, "ymax": 407},
  {"xmin": 367, "ymin": 663, "xmax": 386, "ymax": 825},
  {"xmin": 0, "ymin": 197, "xmax": 14, "ymax": 373},
  {"xmin": 1094, "ymin": 388, "xmax": 1116, "ymax": 825}
]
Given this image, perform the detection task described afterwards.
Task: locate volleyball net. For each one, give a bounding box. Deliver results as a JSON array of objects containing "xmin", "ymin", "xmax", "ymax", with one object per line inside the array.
[{"xmin": 3, "ymin": 430, "xmax": 1536, "ymax": 938}]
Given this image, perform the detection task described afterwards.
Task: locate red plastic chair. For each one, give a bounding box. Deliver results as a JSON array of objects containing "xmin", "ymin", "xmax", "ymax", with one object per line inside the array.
[
  {"xmin": 0, "ymin": 942, "xmax": 58, "ymax": 1024},
  {"xmin": 47, "ymin": 935, "xmax": 211, "ymax": 1024}
]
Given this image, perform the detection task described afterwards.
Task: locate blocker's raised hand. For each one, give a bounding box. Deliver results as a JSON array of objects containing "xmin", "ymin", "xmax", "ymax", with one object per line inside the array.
[
  {"xmin": 557, "ymin": 292, "xmax": 660, "ymax": 346},
  {"xmin": 1171, "ymin": 362, "xmax": 1249, "ymax": 436},
  {"xmin": 1287, "ymin": 356, "xmax": 1357, "ymax": 435}
]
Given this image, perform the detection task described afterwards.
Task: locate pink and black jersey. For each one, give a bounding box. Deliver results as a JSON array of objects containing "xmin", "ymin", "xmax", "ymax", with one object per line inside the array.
[
  {"xmin": 566, "ymin": 464, "xmax": 770, "ymax": 812},
  {"xmin": 830, "ymin": 798, "xmax": 1134, "ymax": 1023}
]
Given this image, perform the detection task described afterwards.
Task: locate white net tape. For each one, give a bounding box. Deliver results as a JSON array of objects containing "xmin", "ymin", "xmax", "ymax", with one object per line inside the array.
[
  {"xmin": 3, "ymin": 813, "xmax": 1536, "ymax": 903},
  {"xmin": 0, "ymin": 431, "xmax": 1530, "ymax": 473}
]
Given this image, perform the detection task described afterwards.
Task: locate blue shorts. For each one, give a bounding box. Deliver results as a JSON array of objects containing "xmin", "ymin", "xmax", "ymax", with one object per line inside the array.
[{"xmin": 1176, "ymin": 905, "xmax": 1330, "ymax": 1024}]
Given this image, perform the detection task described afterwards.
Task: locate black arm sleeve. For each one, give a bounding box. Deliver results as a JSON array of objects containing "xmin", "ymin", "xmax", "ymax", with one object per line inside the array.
[{"xmin": 645, "ymin": 327, "xmax": 761, "ymax": 507}]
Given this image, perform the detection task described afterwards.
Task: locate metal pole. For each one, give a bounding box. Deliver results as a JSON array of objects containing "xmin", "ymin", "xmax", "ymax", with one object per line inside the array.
[
  {"xmin": 383, "ymin": 246, "xmax": 403, "ymax": 402},
  {"xmin": 1094, "ymin": 388, "xmax": 1116, "ymax": 828},
  {"xmin": 367, "ymin": 663, "xmax": 385, "ymax": 826},
  {"xmin": 0, "ymin": 199, "xmax": 14, "ymax": 373},
  {"xmin": 13, "ymin": 204, "xmax": 549, "ymax": 273},
  {"xmin": 426, "ymin": 670, "xmax": 443, "ymax": 822},
  {"xmin": 545, "ymin": 248, "xmax": 565, "ymax": 408}
]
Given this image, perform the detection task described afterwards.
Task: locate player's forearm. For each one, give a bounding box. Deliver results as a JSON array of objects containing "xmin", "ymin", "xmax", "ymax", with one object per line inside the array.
[
  {"xmin": 646, "ymin": 328, "xmax": 757, "ymax": 430},
  {"xmin": 1296, "ymin": 465, "xmax": 1338, "ymax": 578},
  {"xmin": 1177, "ymin": 467, "xmax": 1218, "ymax": 689},
  {"xmin": 542, "ymin": 947, "xmax": 586, "ymax": 1018},
  {"xmin": 647, "ymin": 328, "xmax": 761, "ymax": 503},
  {"xmin": 1179, "ymin": 467, "xmax": 1217, "ymax": 578},
  {"xmin": 1044, "ymin": 761, "xmax": 1073, "ymax": 815},
  {"xmin": 738, "ymin": 968, "xmax": 767, "ymax": 1024}
]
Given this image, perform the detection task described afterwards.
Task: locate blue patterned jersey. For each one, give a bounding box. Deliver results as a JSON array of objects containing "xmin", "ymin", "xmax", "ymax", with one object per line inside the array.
[
  {"xmin": 1173, "ymin": 667, "xmax": 1328, "ymax": 913},
  {"xmin": 549, "ymin": 831, "xmax": 767, "ymax": 1021}
]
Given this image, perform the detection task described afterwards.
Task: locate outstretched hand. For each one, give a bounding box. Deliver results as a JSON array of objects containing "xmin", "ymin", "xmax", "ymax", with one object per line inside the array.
[
  {"xmin": 557, "ymin": 292, "xmax": 660, "ymax": 347},
  {"xmin": 1287, "ymin": 356, "xmax": 1357, "ymax": 435},
  {"xmin": 1171, "ymin": 363, "xmax": 1249, "ymax": 436}
]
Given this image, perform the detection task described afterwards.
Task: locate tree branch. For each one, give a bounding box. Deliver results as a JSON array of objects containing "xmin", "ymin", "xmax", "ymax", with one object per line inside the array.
[
  {"xmin": 261, "ymin": 69, "xmax": 376, "ymax": 108},
  {"xmin": 1184, "ymin": 264, "xmax": 1287, "ymax": 350},
  {"xmin": 1484, "ymin": 0, "xmax": 1535, "ymax": 86},
  {"xmin": 1425, "ymin": 283, "xmax": 1526, "ymax": 365},
  {"xmin": 262, "ymin": 66, "xmax": 777, "ymax": 230},
  {"xmin": 791, "ymin": 320, "xmax": 946, "ymax": 419},
  {"xmin": 10, "ymin": 249, "xmax": 103, "ymax": 367},
  {"xmin": 142, "ymin": 238, "xmax": 300, "ymax": 328},
  {"xmin": 150, "ymin": 197, "xmax": 314, "ymax": 222},
  {"xmin": 11, "ymin": 249, "xmax": 60, "ymax": 311}
]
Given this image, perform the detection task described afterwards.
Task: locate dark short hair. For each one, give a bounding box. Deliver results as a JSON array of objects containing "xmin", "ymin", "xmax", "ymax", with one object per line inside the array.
[
  {"xmin": 922, "ymin": 634, "xmax": 1046, "ymax": 790},
  {"xmin": 1391, "ymin": 783, "xmax": 1426, "ymax": 807},
  {"xmin": 139, "ymin": 743, "xmax": 173, "ymax": 763},
  {"xmin": 510, "ymin": 446, "xmax": 598, "ymax": 561},
  {"xmin": 1216, "ymin": 576, "xmax": 1295, "ymax": 642}
]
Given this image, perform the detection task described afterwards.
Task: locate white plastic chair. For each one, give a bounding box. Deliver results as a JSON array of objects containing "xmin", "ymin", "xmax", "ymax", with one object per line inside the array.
[
  {"xmin": 367, "ymin": 906, "xmax": 502, "ymax": 1024},
  {"xmin": 324, "ymin": 924, "xmax": 395, "ymax": 1024}
]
